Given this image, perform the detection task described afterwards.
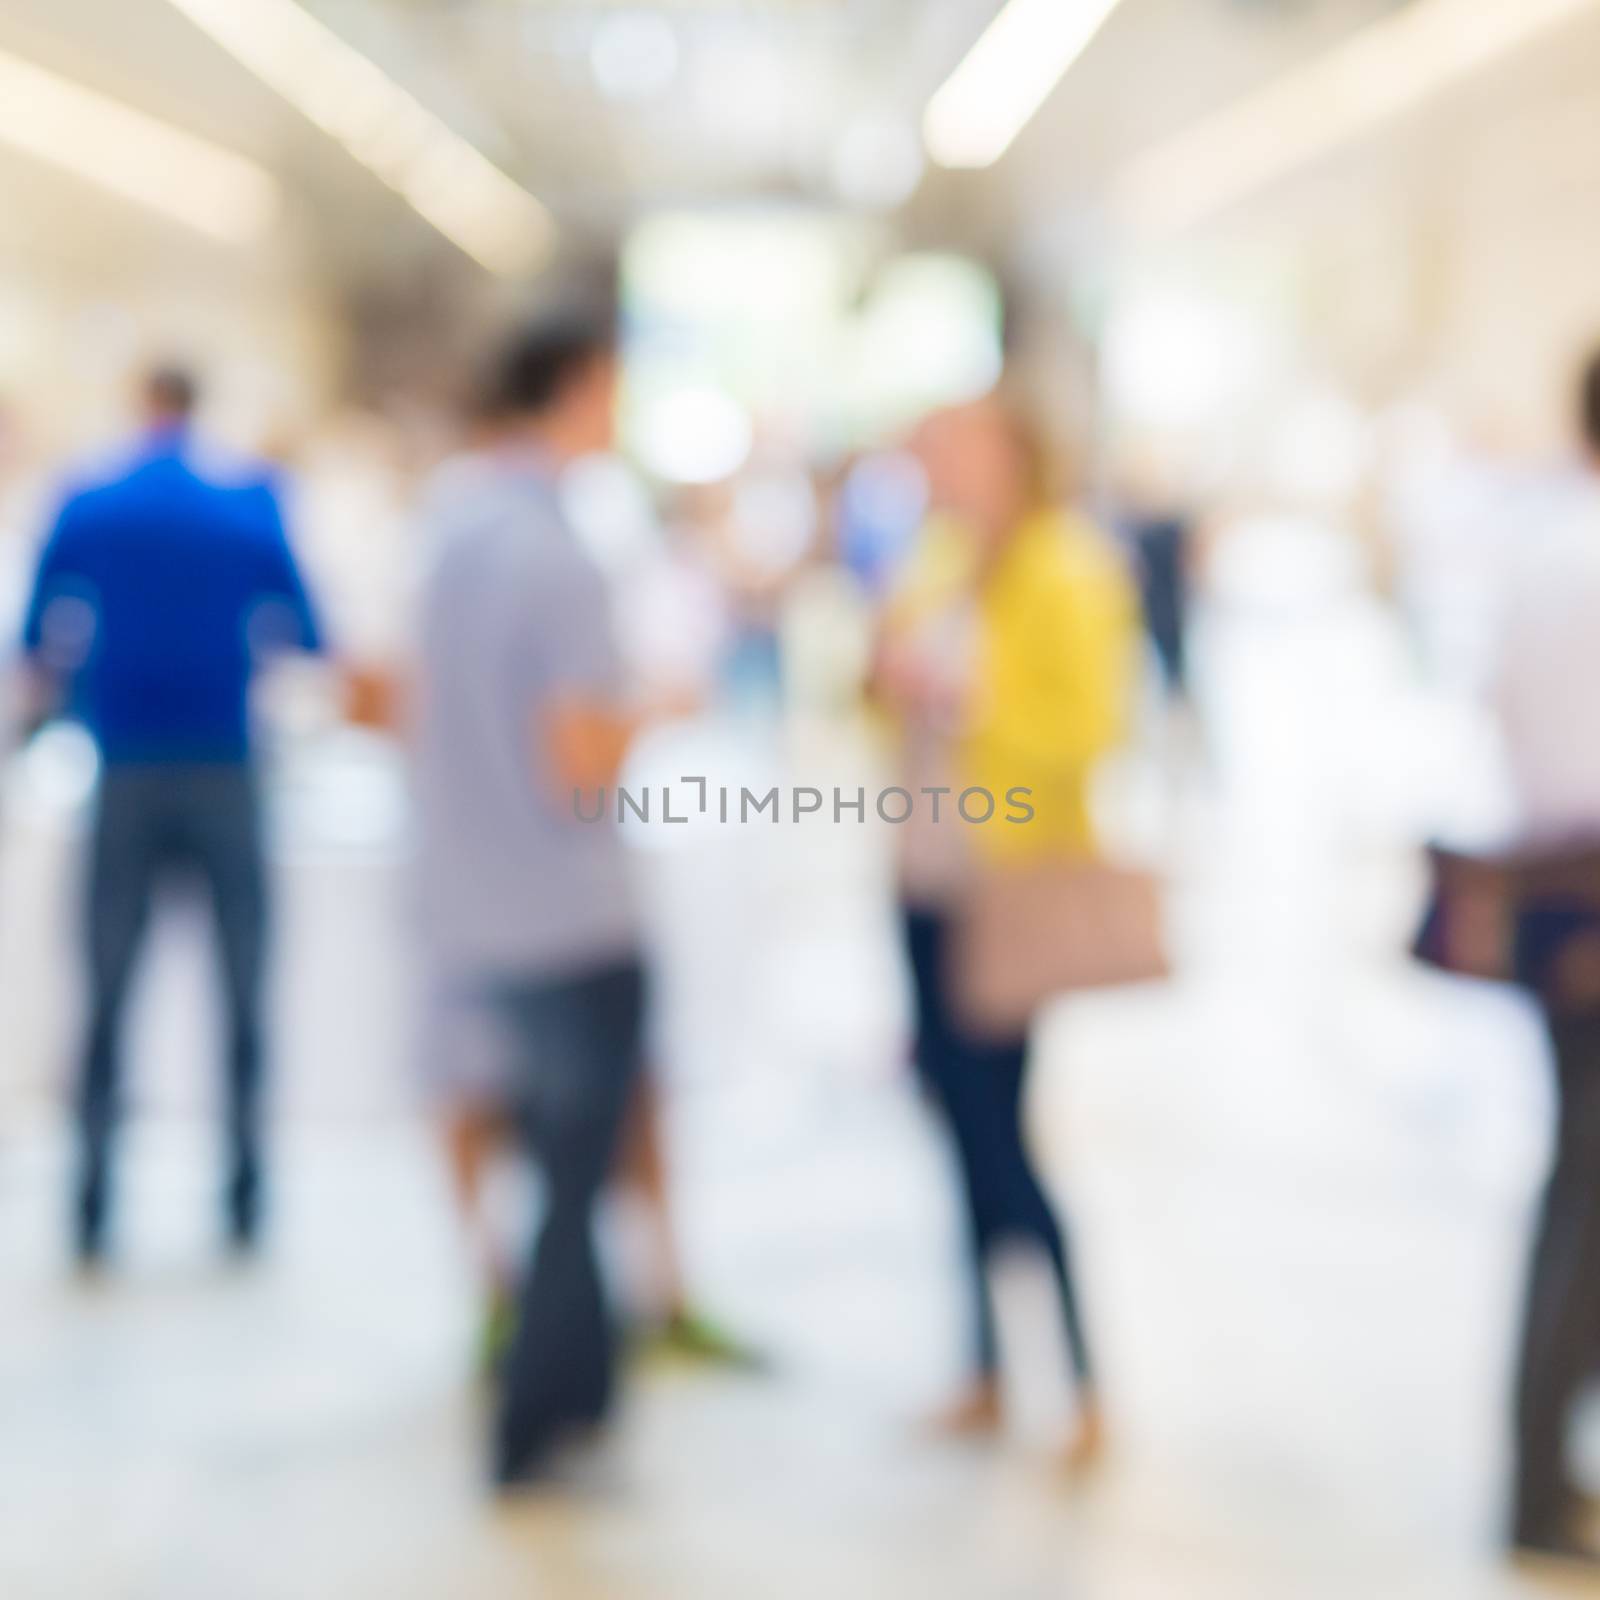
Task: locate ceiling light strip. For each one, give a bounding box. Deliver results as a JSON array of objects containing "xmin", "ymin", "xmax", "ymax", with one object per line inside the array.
[
  {"xmin": 0, "ymin": 47, "xmax": 279, "ymax": 244},
  {"xmin": 1113, "ymin": 0, "xmax": 1600, "ymax": 235},
  {"xmin": 925, "ymin": 0, "xmax": 1130, "ymax": 170},
  {"xmin": 161, "ymin": 0, "xmax": 553, "ymax": 274}
]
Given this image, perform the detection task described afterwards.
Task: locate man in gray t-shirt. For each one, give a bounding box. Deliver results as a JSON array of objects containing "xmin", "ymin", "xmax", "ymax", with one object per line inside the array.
[
  {"xmin": 413, "ymin": 311, "xmax": 646, "ymax": 1488},
  {"xmin": 415, "ymin": 454, "xmax": 635, "ymax": 982}
]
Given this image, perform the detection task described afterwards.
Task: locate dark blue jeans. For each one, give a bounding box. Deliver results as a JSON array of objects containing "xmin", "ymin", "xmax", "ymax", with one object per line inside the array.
[
  {"xmin": 490, "ymin": 959, "xmax": 644, "ymax": 1482},
  {"xmin": 903, "ymin": 908, "xmax": 1093, "ymax": 1386},
  {"xmin": 78, "ymin": 765, "xmax": 267, "ymax": 1245}
]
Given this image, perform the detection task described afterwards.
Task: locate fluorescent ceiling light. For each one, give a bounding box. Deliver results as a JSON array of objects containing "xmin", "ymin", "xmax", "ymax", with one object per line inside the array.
[
  {"xmin": 0, "ymin": 47, "xmax": 278, "ymax": 244},
  {"xmin": 925, "ymin": 0, "xmax": 1129, "ymax": 169},
  {"xmin": 1114, "ymin": 0, "xmax": 1600, "ymax": 236},
  {"xmin": 161, "ymin": 0, "xmax": 553, "ymax": 274}
]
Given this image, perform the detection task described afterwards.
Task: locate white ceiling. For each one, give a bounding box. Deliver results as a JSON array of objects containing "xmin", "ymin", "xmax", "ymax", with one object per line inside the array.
[
  {"xmin": 5, "ymin": 0, "xmax": 1600, "ymax": 298},
  {"xmin": 0, "ymin": 0, "xmax": 973, "ymax": 277}
]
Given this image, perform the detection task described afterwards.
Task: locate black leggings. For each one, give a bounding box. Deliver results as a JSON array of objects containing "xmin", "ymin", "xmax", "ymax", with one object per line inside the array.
[{"xmin": 903, "ymin": 908, "xmax": 1092, "ymax": 1385}]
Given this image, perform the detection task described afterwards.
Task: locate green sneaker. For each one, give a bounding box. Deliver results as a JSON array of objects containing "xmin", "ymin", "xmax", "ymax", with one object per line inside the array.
[
  {"xmin": 644, "ymin": 1307, "xmax": 769, "ymax": 1372},
  {"xmin": 477, "ymin": 1288, "xmax": 517, "ymax": 1381}
]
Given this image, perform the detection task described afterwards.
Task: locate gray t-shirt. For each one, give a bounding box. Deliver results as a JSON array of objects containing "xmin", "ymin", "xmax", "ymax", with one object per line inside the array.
[{"xmin": 414, "ymin": 453, "xmax": 636, "ymax": 979}]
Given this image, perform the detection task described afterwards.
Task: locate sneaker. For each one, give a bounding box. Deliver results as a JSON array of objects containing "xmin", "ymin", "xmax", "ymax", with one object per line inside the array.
[
  {"xmin": 641, "ymin": 1308, "xmax": 768, "ymax": 1372},
  {"xmin": 1512, "ymin": 1528, "xmax": 1600, "ymax": 1570},
  {"xmin": 477, "ymin": 1287, "xmax": 518, "ymax": 1381}
]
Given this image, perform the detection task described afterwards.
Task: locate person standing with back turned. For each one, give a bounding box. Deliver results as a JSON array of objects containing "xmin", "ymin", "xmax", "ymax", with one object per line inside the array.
[{"xmin": 19, "ymin": 365, "xmax": 325, "ymax": 1264}]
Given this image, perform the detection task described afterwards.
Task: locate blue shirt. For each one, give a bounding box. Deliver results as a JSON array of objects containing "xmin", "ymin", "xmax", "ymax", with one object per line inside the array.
[{"xmin": 21, "ymin": 429, "xmax": 324, "ymax": 765}]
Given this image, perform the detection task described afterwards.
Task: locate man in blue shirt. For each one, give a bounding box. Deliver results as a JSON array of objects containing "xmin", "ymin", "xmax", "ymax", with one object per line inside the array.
[{"xmin": 21, "ymin": 365, "xmax": 324, "ymax": 1263}]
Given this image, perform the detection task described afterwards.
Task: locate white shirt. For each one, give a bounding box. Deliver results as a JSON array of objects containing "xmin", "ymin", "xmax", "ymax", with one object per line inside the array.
[{"xmin": 1493, "ymin": 483, "xmax": 1600, "ymax": 843}]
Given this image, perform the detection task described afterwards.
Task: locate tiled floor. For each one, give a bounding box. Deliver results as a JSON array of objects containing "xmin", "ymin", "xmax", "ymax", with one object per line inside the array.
[{"xmin": 2, "ymin": 548, "xmax": 1597, "ymax": 1597}]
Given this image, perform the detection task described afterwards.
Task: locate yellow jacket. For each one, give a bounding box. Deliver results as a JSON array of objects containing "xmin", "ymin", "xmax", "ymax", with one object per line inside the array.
[{"xmin": 882, "ymin": 507, "xmax": 1139, "ymax": 860}]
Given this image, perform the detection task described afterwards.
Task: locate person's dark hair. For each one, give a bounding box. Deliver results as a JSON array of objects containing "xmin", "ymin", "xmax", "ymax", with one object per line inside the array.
[
  {"xmin": 481, "ymin": 310, "xmax": 615, "ymax": 421},
  {"xmin": 1580, "ymin": 347, "xmax": 1600, "ymax": 456},
  {"xmin": 143, "ymin": 363, "xmax": 199, "ymax": 418}
]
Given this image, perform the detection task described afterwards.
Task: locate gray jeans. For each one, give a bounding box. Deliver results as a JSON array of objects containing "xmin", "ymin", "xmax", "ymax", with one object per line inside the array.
[{"xmin": 77, "ymin": 764, "xmax": 267, "ymax": 1242}]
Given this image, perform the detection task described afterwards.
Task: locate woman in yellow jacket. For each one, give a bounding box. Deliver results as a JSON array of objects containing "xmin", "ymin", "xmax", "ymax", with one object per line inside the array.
[{"xmin": 875, "ymin": 396, "xmax": 1138, "ymax": 1467}]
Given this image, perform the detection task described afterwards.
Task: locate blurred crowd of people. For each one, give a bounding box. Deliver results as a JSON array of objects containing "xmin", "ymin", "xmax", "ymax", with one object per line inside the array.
[{"xmin": 12, "ymin": 290, "xmax": 1600, "ymax": 1568}]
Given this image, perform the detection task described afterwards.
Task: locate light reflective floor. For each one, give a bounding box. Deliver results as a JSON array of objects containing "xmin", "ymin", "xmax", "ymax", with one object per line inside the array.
[{"xmin": 2, "ymin": 533, "xmax": 1597, "ymax": 1598}]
